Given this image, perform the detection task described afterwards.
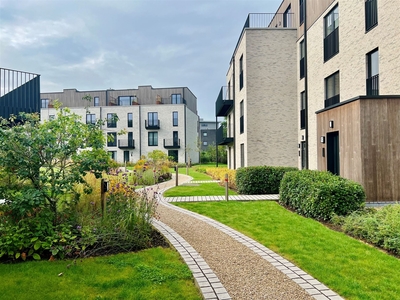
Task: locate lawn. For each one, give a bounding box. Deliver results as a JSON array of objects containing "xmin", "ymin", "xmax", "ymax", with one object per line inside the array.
[
  {"xmin": 0, "ymin": 247, "xmax": 201, "ymax": 300},
  {"xmin": 172, "ymin": 167, "xmax": 213, "ymax": 181},
  {"xmin": 174, "ymin": 201, "xmax": 400, "ymax": 300},
  {"xmin": 163, "ymin": 183, "xmax": 237, "ymax": 197}
]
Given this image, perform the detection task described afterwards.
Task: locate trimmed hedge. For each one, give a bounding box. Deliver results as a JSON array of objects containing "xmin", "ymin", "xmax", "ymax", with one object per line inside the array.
[
  {"xmin": 279, "ymin": 170, "xmax": 365, "ymax": 220},
  {"xmin": 236, "ymin": 166, "xmax": 298, "ymax": 195}
]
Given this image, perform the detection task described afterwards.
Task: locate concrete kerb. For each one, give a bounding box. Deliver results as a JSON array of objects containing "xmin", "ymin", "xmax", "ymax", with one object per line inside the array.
[{"xmin": 153, "ymin": 174, "xmax": 344, "ymax": 300}]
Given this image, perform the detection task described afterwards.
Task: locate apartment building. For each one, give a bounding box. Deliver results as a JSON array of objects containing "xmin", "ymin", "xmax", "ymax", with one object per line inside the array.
[
  {"xmin": 199, "ymin": 120, "xmax": 218, "ymax": 151},
  {"xmin": 215, "ymin": 13, "xmax": 298, "ymax": 169},
  {"xmin": 40, "ymin": 85, "xmax": 199, "ymax": 164},
  {"xmin": 216, "ymin": 0, "xmax": 400, "ymax": 201}
]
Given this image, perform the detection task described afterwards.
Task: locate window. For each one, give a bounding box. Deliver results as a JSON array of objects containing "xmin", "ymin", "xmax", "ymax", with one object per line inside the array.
[
  {"xmin": 173, "ymin": 131, "xmax": 179, "ymax": 146},
  {"xmin": 118, "ymin": 96, "xmax": 135, "ymax": 106},
  {"xmin": 108, "ymin": 151, "xmax": 116, "ymax": 161},
  {"xmin": 86, "ymin": 114, "xmax": 96, "ymax": 125},
  {"xmin": 365, "ymin": 0, "xmax": 378, "ymax": 32},
  {"xmin": 148, "ymin": 112, "xmax": 158, "ymax": 126},
  {"xmin": 172, "ymin": 111, "xmax": 178, "ymax": 126},
  {"xmin": 325, "ymin": 72, "xmax": 340, "ymax": 107},
  {"xmin": 203, "ymin": 142, "xmax": 208, "ymax": 146},
  {"xmin": 41, "ymin": 99, "xmax": 49, "ymax": 108},
  {"xmin": 201, "ymin": 123, "xmax": 207, "ymax": 127},
  {"xmin": 128, "ymin": 132, "xmax": 134, "ymax": 145},
  {"xmin": 240, "ymin": 100, "xmax": 244, "ymax": 134},
  {"xmin": 283, "ymin": 4, "xmax": 292, "ymax": 27},
  {"xmin": 203, "ymin": 132, "xmax": 207, "ymax": 137},
  {"xmin": 366, "ymin": 49, "xmax": 379, "ymax": 95},
  {"xmin": 240, "ymin": 143, "xmax": 245, "ymax": 167},
  {"xmin": 148, "ymin": 132, "xmax": 158, "ymax": 146},
  {"xmin": 94, "ymin": 97, "xmax": 100, "ymax": 106},
  {"xmin": 49, "ymin": 115, "xmax": 55, "ymax": 120},
  {"xmin": 300, "ymin": 91, "xmax": 306, "ymax": 129},
  {"xmin": 107, "ymin": 132, "xmax": 117, "ymax": 147},
  {"xmin": 300, "ymin": 40, "xmax": 305, "ymax": 79},
  {"xmin": 107, "ymin": 113, "xmax": 117, "ymax": 128},
  {"xmin": 127, "ymin": 113, "xmax": 133, "ymax": 127},
  {"xmin": 299, "ymin": 0, "xmax": 304, "ymax": 25},
  {"xmin": 171, "ymin": 94, "xmax": 181, "ymax": 104},
  {"xmin": 324, "ymin": 5, "xmax": 339, "ymax": 62},
  {"xmin": 239, "ymin": 55, "xmax": 244, "ymax": 90},
  {"xmin": 123, "ymin": 151, "xmax": 129, "ymax": 163}
]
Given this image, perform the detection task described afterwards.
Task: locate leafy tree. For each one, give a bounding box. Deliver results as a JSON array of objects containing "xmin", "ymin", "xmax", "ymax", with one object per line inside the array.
[{"xmin": 0, "ymin": 106, "xmax": 111, "ymax": 224}]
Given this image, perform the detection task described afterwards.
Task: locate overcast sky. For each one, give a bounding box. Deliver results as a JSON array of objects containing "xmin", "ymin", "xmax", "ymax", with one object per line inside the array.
[{"xmin": 0, "ymin": 0, "xmax": 282, "ymax": 121}]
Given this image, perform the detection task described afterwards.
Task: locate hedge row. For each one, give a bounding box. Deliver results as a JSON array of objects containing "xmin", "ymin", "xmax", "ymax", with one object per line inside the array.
[
  {"xmin": 279, "ymin": 170, "xmax": 365, "ymax": 220},
  {"xmin": 236, "ymin": 166, "xmax": 298, "ymax": 195}
]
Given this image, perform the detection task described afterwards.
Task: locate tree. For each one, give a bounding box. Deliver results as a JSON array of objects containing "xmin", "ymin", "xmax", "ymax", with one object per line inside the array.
[{"xmin": 0, "ymin": 106, "xmax": 111, "ymax": 224}]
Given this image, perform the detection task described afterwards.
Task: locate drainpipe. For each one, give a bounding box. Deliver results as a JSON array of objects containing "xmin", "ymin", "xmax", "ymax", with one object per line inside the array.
[
  {"xmin": 139, "ymin": 105, "xmax": 142, "ymax": 158},
  {"xmin": 304, "ymin": 0, "xmax": 309, "ymax": 169},
  {"xmin": 232, "ymin": 56, "xmax": 236, "ymax": 169}
]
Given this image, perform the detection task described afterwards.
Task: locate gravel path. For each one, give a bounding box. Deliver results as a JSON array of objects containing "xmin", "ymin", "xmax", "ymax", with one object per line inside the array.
[{"xmin": 156, "ymin": 175, "xmax": 314, "ymax": 300}]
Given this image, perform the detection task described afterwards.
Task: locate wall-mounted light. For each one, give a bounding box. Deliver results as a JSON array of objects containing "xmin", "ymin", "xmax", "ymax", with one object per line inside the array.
[
  {"xmin": 298, "ymin": 143, "xmax": 301, "ymax": 148},
  {"xmin": 320, "ymin": 136, "xmax": 325, "ymax": 144},
  {"xmin": 329, "ymin": 120, "xmax": 334, "ymax": 128}
]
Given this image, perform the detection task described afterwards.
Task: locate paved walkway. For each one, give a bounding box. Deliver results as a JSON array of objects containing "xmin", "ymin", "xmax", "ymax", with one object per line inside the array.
[{"xmin": 152, "ymin": 174, "xmax": 344, "ymax": 300}]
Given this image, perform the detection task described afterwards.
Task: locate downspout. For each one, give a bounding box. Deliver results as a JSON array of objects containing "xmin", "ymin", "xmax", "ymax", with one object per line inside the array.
[
  {"xmin": 304, "ymin": 0, "xmax": 309, "ymax": 169},
  {"xmin": 184, "ymin": 104, "xmax": 187, "ymax": 164},
  {"xmin": 139, "ymin": 105, "xmax": 142, "ymax": 158},
  {"xmin": 232, "ymin": 56, "xmax": 236, "ymax": 169}
]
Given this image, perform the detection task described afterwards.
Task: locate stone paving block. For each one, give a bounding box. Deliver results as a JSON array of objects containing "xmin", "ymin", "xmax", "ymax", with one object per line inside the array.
[
  {"xmin": 217, "ymin": 292, "xmax": 232, "ymax": 300},
  {"xmin": 203, "ymin": 292, "xmax": 218, "ymax": 299},
  {"xmin": 293, "ymin": 278, "xmax": 307, "ymax": 284},
  {"xmin": 322, "ymin": 290, "xmax": 338, "ymax": 297},
  {"xmin": 329, "ymin": 296, "xmax": 344, "ymax": 300},
  {"xmin": 200, "ymin": 287, "xmax": 214, "ymax": 294},
  {"xmin": 307, "ymin": 279, "xmax": 321, "ymax": 285},
  {"xmin": 299, "ymin": 283, "xmax": 313, "ymax": 289},
  {"xmin": 214, "ymin": 287, "xmax": 228, "ymax": 294},
  {"xmin": 312, "ymin": 294, "xmax": 329, "ymax": 300},
  {"xmin": 305, "ymin": 288, "xmax": 321, "ymax": 295},
  {"xmin": 313, "ymin": 284, "xmax": 329, "ymax": 291}
]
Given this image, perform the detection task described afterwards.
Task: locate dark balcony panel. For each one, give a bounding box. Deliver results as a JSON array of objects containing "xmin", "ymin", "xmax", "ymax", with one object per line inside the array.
[
  {"xmin": 216, "ymin": 125, "xmax": 234, "ymax": 145},
  {"xmin": 118, "ymin": 139, "xmax": 135, "ymax": 149},
  {"xmin": 300, "ymin": 57, "xmax": 305, "ymax": 79},
  {"xmin": 365, "ymin": 0, "xmax": 378, "ymax": 32},
  {"xmin": 145, "ymin": 119, "xmax": 160, "ymax": 129},
  {"xmin": 366, "ymin": 74, "xmax": 379, "ymax": 96},
  {"xmin": 324, "ymin": 27, "xmax": 339, "ymax": 62},
  {"xmin": 300, "ymin": 109, "xmax": 305, "ymax": 129},
  {"xmin": 324, "ymin": 94, "xmax": 340, "ymax": 108},
  {"xmin": 164, "ymin": 138, "xmax": 180, "ymax": 149},
  {"xmin": 239, "ymin": 72, "xmax": 244, "ymax": 90},
  {"xmin": 215, "ymin": 86, "xmax": 233, "ymax": 117}
]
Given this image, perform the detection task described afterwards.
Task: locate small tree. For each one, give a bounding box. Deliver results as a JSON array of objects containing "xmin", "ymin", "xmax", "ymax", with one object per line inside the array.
[{"xmin": 0, "ymin": 106, "xmax": 111, "ymax": 224}]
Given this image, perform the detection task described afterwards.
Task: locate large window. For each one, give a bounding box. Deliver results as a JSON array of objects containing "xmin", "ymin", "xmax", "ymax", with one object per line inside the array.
[
  {"xmin": 127, "ymin": 113, "xmax": 133, "ymax": 127},
  {"xmin": 171, "ymin": 94, "xmax": 181, "ymax": 104},
  {"xmin": 107, "ymin": 113, "xmax": 117, "ymax": 128},
  {"xmin": 118, "ymin": 96, "xmax": 135, "ymax": 106},
  {"xmin": 300, "ymin": 40, "xmax": 305, "ymax": 79},
  {"xmin": 94, "ymin": 96, "xmax": 100, "ymax": 106},
  {"xmin": 365, "ymin": 0, "xmax": 378, "ymax": 32},
  {"xmin": 41, "ymin": 99, "xmax": 49, "ymax": 108},
  {"xmin": 240, "ymin": 100, "xmax": 244, "ymax": 134},
  {"xmin": 299, "ymin": 0, "xmax": 304, "ymax": 25},
  {"xmin": 86, "ymin": 114, "xmax": 96, "ymax": 125},
  {"xmin": 148, "ymin": 112, "xmax": 158, "ymax": 126},
  {"xmin": 172, "ymin": 111, "xmax": 178, "ymax": 126},
  {"xmin": 239, "ymin": 55, "xmax": 244, "ymax": 90},
  {"xmin": 148, "ymin": 132, "xmax": 158, "ymax": 146},
  {"xmin": 325, "ymin": 72, "xmax": 340, "ymax": 108},
  {"xmin": 108, "ymin": 151, "xmax": 116, "ymax": 161},
  {"xmin": 283, "ymin": 4, "xmax": 292, "ymax": 27},
  {"xmin": 107, "ymin": 132, "xmax": 117, "ymax": 147},
  {"xmin": 324, "ymin": 5, "xmax": 339, "ymax": 62},
  {"xmin": 300, "ymin": 91, "xmax": 306, "ymax": 129},
  {"xmin": 366, "ymin": 49, "xmax": 379, "ymax": 95}
]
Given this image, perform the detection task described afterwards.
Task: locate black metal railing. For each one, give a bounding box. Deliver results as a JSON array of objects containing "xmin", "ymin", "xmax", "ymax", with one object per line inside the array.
[
  {"xmin": 118, "ymin": 139, "xmax": 135, "ymax": 149},
  {"xmin": 0, "ymin": 68, "xmax": 40, "ymax": 119},
  {"xmin": 216, "ymin": 125, "xmax": 233, "ymax": 145},
  {"xmin": 300, "ymin": 109, "xmax": 306, "ymax": 129},
  {"xmin": 215, "ymin": 86, "xmax": 233, "ymax": 117},
  {"xmin": 366, "ymin": 74, "xmax": 379, "ymax": 96},
  {"xmin": 324, "ymin": 27, "xmax": 339, "ymax": 62},
  {"xmin": 365, "ymin": 0, "xmax": 378, "ymax": 32},
  {"xmin": 163, "ymin": 138, "xmax": 180, "ymax": 148},
  {"xmin": 300, "ymin": 57, "xmax": 305, "ymax": 79},
  {"xmin": 324, "ymin": 94, "xmax": 340, "ymax": 108},
  {"xmin": 145, "ymin": 120, "xmax": 160, "ymax": 129}
]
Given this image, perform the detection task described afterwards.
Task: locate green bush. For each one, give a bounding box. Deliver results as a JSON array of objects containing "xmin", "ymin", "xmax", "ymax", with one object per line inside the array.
[
  {"xmin": 342, "ymin": 204, "xmax": 400, "ymax": 255},
  {"xmin": 279, "ymin": 170, "xmax": 365, "ymax": 220},
  {"xmin": 236, "ymin": 166, "xmax": 298, "ymax": 194}
]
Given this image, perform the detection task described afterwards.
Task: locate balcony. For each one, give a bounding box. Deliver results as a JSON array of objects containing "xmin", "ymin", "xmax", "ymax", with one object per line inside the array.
[
  {"xmin": 164, "ymin": 139, "xmax": 180, "ymax": 149},
  {"xmin": 118, "ymin": 139, "xmax": 135, "ymax": 149},
  {"xmin": 324, "ymin": 95, "xmax": 340, "ymax": 108},
  {"xmin": 366, "ymin": 74, "xmax": 379, "ymax": 96},
  {"xmin": 215, "ymin": 86, "xmax": 233, "ymax": 117},
  {"xmin": 216, "ymin": 125, "xmax": 233, "ymax": 145},
  {"xmin": 145, "ymin": 120, "xmax": 160, "ymax": 129},
  {"xmin": 324, "ymin": 27, "xmax": 339, "ymax": 62}
]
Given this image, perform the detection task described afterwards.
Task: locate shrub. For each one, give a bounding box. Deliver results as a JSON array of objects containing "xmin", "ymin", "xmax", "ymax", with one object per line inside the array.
[
  {"xmin": 205, "ymin": 167, "xmax": 236, "ymax": 190},
  {"xmin": 236, "ymin": 166, "xmax": 298, "ymax": 195},
  {"xmin": 279, "ymin": 170, "xmax": 365, "ymax": 221},
  {"xmin": 342, "ymin": 204, "xmax": 400, "ymax": 255}
]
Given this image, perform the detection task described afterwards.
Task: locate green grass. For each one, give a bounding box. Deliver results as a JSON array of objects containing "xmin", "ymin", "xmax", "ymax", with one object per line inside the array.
[
  {"xmin": 0, "ymin": 247, "xmax": 201, "ymax": 300},
  {"xmin": 164, "ymin": 183, "xmax": 237, "ymax": 197},
  {"xmin": 171, "ymin": 167, "xmax": 213, "ymax": 181},
  {"xmin": 174, "ymin": 201, "xmax": 400, "ymax": 300}
]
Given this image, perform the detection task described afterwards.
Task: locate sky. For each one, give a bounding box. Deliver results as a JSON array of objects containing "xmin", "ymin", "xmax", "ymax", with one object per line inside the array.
[{"xmin": 0, "ymin": 0, "xmax": 282, "ymax": 121}]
